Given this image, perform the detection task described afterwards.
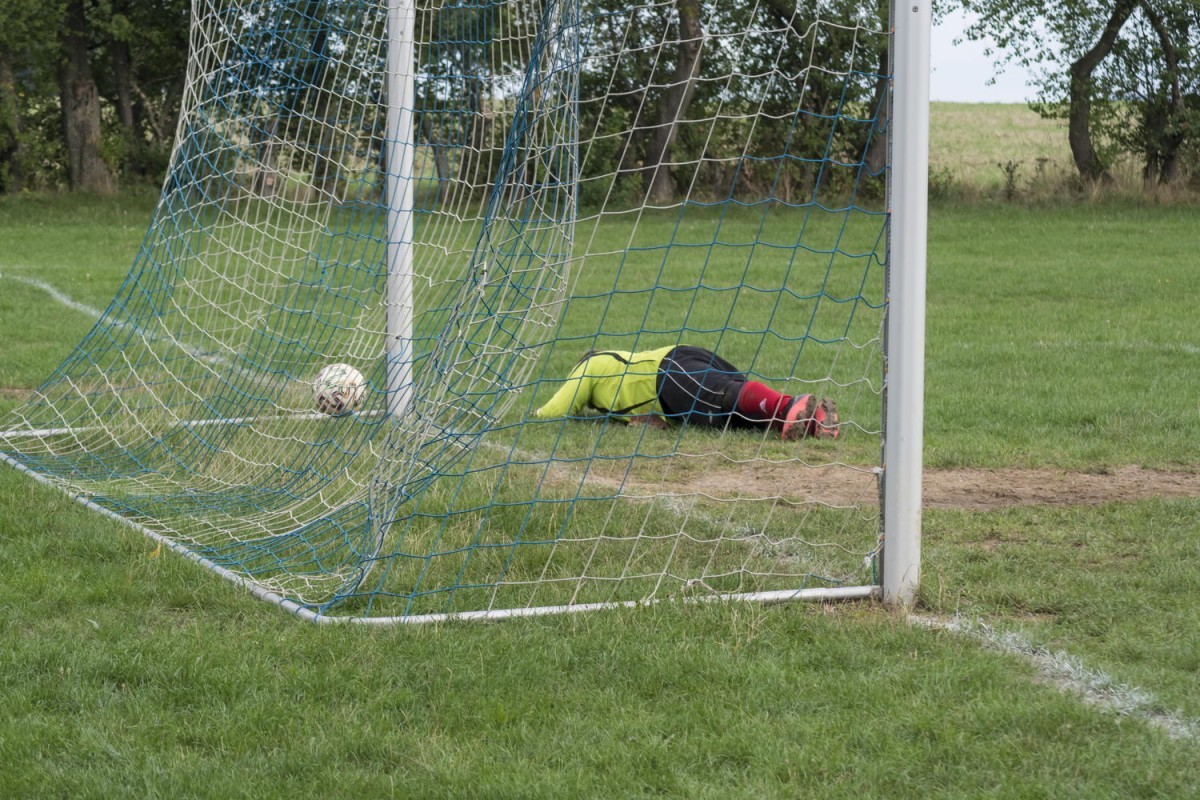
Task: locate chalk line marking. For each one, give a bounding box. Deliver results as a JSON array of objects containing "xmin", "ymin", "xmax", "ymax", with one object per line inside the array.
[
  {"xmin": 0, "ymin": 272, "xmax": 105, "ymax": 317},
  {"xmin": 0, "ymin": 269, "xmax": 230, "ymax": 367},
  {"xmin": 912, "ymin": 614, "xmax": 1198, "ymax": 742}
]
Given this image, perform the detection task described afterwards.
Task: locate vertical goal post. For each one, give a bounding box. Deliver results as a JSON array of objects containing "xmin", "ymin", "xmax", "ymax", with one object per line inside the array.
[
  {"xmin": 883, "ymin": 0, "xmax": 930, "ymax": 606},
  {"xmin": 0, "ymin": 0, "xmax": 928, "ymax": 622},
  {"xmin": 385, "ymin": 0, "xmax": 417, "ymax": 418}
]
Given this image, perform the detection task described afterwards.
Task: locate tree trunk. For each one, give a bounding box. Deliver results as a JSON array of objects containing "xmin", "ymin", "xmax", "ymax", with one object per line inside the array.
[
  {"xmin": 457, "ymin": 71, "xmax": 491, "ymax": 193},
  {"xmin": 420, "ymin": 103, "xmax": 451, "ymax": 206},
  {"xmin": 60, "ymin": 0, "xmax": 115, "ymax": 193},
  {"xmin": 643, "ymin": 0, "xmax": 703, "ymax": 205},
  {"xmin": 0, "ymin": 46, "xmax": 24, "ymax": 193},
  {"xmin": 251, "ymin": 118, "xmax": 282, "ymax": 197},
  {"xmin": 1138, "ymin": 0, "xmax": 1185, "ymax": 186},
  {"xmin": 110, "ymin": 35, "xmax": 142, "ymax": 177},
  {"xmin": 297, "ymin": 3, "xmax": 340, "ymax": 201},
  {"xmin": 865, "ymin": 42, "xmax": 890, "ymax": 178},
  {"xmin": 1067, "ymin": 0, "xmax": 1138, "ymax": 184}
]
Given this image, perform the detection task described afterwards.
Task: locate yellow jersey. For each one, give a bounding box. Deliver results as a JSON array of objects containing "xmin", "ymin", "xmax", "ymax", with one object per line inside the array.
[{"xmin": 534, "ymin": 346, "xmax": 676, "ymax": 420}]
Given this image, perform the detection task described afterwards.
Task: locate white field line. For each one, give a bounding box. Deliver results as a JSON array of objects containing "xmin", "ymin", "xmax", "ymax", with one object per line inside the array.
[
  {"xmin": 911, "ymin": 614, "xmax": 1199, "ymax": 743},
  {"xmin": 1, "ymin": 447, "xmax": 879, "ymax": 626},
  {"xmin": 1, "ymin": 272, "xmax": 106, "ymax": 317},
  {"xmin": 0, "ymin": 410, "xmax": 347, "ymax": 440},
  {"xmin": 0, "ymin": 270, "xmax": 230, "ymax": 367},
  {"xmin": 958, "ymin": 339, "xmax": 1200, "ymax": 356}
]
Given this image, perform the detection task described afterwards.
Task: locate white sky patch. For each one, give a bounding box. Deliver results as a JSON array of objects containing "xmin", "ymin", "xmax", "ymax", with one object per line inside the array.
[
  {"xmin": 912, "ymin": 614, "xmax": 1199, "ymax": 743},
  {"xmin": 932, "ymin": 9, "xmax": 1048, "ymax": 103}
]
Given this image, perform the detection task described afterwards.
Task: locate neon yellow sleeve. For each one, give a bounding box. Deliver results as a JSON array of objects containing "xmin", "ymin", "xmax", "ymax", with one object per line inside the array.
[{"xmin": 534, "ymin": 362, "xmax": 594, "ymax": 419}]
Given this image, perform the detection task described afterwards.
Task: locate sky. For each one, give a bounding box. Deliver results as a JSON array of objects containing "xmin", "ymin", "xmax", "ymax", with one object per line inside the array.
[{"xmin": 930, "ymin": 8, "xmax": 1040, "ymax": 103}]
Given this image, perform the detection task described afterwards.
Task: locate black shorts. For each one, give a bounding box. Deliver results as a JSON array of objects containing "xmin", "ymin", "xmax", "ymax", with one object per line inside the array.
[{"xmin": 656, "ymin": 345, "xmax": 748, "ymax": 427}]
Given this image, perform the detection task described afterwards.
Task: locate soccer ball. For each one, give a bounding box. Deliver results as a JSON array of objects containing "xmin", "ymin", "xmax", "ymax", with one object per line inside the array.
[{"xmin": 313, "ymin": 363, "xmax": 366, "ymax": 415}]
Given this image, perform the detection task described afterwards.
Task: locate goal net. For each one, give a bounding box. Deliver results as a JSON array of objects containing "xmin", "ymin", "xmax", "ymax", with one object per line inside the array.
[{"xmin": 0, "ymin": 0, "xmax": 919, "ymax": 622}]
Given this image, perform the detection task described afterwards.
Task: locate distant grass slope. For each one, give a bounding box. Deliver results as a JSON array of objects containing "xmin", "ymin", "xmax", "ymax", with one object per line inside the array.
[{"xmin": 931, "ymin": 102, "xmax": 1074, "ymax": 191}]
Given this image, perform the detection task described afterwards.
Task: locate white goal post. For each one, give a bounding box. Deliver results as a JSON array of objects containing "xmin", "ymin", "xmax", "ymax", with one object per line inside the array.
[
  {"xmin": 0, "ymin": 0, "xmax": 928, "ymax": 622},
  {"xmin": 385, "ymin": 0, "xmax": 417, "ymax": 418},
  {"xmin": 883, "ymin": 0, "xmax": 930, "ymax": 605}
]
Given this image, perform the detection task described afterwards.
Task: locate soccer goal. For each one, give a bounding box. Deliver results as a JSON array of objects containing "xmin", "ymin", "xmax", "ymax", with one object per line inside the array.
[{"xmin": 0, "ymin": 0, "xmax": 927, "ymax": 622}]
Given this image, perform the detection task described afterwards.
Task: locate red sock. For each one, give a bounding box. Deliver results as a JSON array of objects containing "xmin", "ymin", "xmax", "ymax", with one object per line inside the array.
[{"xmin": 735, "ymin": 381, "xmax": 791, "ymax": 422}]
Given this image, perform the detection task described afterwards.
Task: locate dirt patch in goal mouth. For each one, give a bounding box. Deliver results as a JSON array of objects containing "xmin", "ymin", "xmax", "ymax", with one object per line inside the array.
[
  {"xmin": 920, "ymin": 465, "xmax": 1200, "ymax": 510},
  {"xmin": 680, "ymin": 464, "xmax": 1200, "ymax": 511}
]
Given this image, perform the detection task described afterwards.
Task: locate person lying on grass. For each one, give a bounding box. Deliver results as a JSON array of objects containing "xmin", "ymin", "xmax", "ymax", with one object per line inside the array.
[{"xmin": 534, "ymin": 344, "xmax": 839, "ymax": 439}]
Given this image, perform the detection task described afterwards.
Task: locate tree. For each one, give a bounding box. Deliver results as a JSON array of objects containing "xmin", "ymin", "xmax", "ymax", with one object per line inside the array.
[
  {"xmin": 94, "ymin": 0, "xmax": 190, "ymax": 180},
  {"xmin": 1066, "ymin": 0, "xmax": 1140, "ymax": 182},
  {"xmin": 0, "ymin": 44, "xmax": 22, "ymax": 192},
  {"xmin": 641, "ymin": 0, "xmax": 703, "ymax": 204},
  {"xmin": 0, "ymin": 0, "xmax": 61, "ymax": 191},
  {"xmin": 1104, "ymin": 2, "xmax": 1199, "ymax": 186},
  {"xmin": 719, "ymin": 0, "xmax": 888, "ymax": 201},
  {"xmin": 577, "ymin": 0, "xmax": 887, "ymax": 205},
  {"xmin": 946, "ymin": 0, "xmax": 1200, "ymax": 186},
  {"xmin": 60, "ymin": 0, "xmax": 115, "ymax": 192}
]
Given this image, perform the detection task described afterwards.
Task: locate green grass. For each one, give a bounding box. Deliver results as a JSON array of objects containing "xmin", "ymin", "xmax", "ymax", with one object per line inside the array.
[
  {"xmin": 2, "ymin": 123, "xmax": 1200, "ymax": 794},
  {"xmin": 924, "ymin": 499, "xmax": 1200, "ymax": 722},
  {"xmin": 928, "ymin": 102, "xmax": 1190, "ymax": 200},
  {"xmin": 1, "ymin": 191, "xmax": 889, "ymax": 614},
  {"xmin": 1, "ymin": 481, "xmax": 1198, "ymax": 798},
  {"xmin": 926, "ymin": 203, "xmax": 1199, "ymax": 468},
  {"xmin": 930, "ymin": 102, "xmax": 1075, "ymax": 192}
]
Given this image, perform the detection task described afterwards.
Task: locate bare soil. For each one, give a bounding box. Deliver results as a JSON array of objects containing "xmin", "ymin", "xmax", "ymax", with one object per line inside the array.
[
  {"xmin": 923, "ymin": 465, "xmax": 1200, "ymax": 510},
  {"xmin": 683, "ymin": 463, "xmax": 1200, "ymax": 511}
]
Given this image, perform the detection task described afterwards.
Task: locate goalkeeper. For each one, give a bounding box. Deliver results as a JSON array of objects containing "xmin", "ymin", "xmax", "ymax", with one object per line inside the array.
[{"xmin": 534, "ymin": 345, "xmax": 839, "ymax": 440}]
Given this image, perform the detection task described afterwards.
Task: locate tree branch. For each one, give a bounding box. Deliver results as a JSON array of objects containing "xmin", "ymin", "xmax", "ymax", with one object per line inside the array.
[{"xmin": 1067, "ymin": 0, "xmax": 1139, "ymax": 182}]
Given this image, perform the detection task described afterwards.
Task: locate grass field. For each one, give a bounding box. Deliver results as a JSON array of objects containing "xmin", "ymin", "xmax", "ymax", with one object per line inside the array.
[
  {"xmin": 1, "ymin": 105, "xmax": 1199, "ymax": 797},
  {"xmin": 928, "ymin": 102, "xmax": 1174, "ymax": 199},
  {"xmin": 930, "ymin": 102, "xmax": 1074, "ymax": 193}
]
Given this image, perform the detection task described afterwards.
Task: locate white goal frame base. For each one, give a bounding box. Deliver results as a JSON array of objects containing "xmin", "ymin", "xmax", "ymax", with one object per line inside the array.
[{"xmin": 1, "ymin": 447, "xmax": 880, "ymax": 625}]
